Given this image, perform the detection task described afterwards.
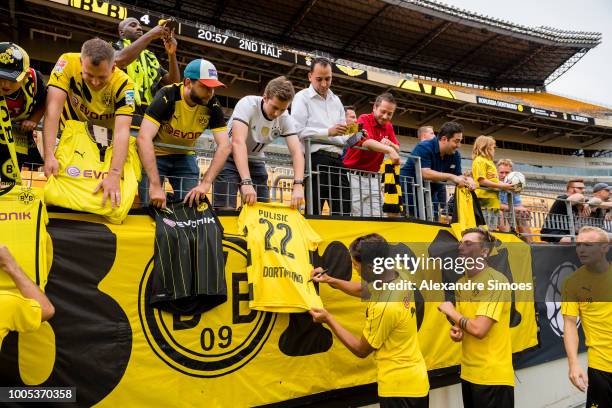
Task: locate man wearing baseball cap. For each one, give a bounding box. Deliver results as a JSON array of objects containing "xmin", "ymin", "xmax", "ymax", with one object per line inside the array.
[
  {"xmin": 0, "ymin": 42, "xmax": 46, "ymax": 170},
  {"xmin": 588, "ymin": 183, "xmax": 612, "ymax": 227},
  {"xmin": 136, "ymin": 59, "xmax": 231, "ymax": 208},
  {"xmin": 0, "ymin": 42, "xmax": 31, "ymax": 186},
  {"xmin": 592, "ymin": 182, "xmax": 611, "ymax": 196}
]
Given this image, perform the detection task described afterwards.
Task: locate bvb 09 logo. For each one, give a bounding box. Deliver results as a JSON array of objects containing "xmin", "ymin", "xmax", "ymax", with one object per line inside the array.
[{"xmin": 138, "ymin": 238, "xmax": 276, "ymax": 377}]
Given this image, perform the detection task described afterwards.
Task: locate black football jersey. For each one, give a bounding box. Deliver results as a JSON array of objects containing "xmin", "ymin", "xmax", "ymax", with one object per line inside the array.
[{"xmin": 150, "ymin": 199, "xmax": 227, "ymax": 314}]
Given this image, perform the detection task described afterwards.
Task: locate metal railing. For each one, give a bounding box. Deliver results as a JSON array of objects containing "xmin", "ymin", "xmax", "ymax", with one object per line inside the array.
[
  {"xmin": 150, "ymin": 142, "xmax": 296, "ymax": 209},
  {"xmin": 302, "ymin": 137, "xmax": 425, "ymax": 218},
  {"xmin": 8, "ymin": 132, "xmax": 611, "ymax": 243}
]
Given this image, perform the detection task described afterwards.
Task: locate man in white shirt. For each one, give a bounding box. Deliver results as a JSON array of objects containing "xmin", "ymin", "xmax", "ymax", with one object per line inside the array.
[
  {"xmin": 213, "ymin": 76, "xmax": 304, "ymax": 209},
  {"xmin": 291, "ymin": 58, "xmax": 351, "ymax": 215}
]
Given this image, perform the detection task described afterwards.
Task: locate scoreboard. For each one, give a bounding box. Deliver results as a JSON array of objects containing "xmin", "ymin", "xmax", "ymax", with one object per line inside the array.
[{"xmin": 47, "ymin": 0, "xmax": 297, "ymax": 64}]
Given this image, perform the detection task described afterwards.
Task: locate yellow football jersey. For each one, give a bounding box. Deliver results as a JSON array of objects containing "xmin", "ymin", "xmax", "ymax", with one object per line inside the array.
[
  {"xmin": 47, "ymin": 53, "xmax": 135, "ymax": 130},
  {"xmin": 44, "ymin": 120, "xmax": 141, "ymax": 224},
  {"xmin": 472, "ymin": 155, "xmax": 500, "ymax": 208},
  {"xmin": 562, "ymin": 264, "xmax": 612, "ymax": 373},
  {"xmin": 450, "ymin": 187, "xmax": 487, "ymax": 240},
  {"xmin": 363, "ymin": 282, "xmax": 429, "ymax": 397},
  {"xmin": 0, "ymin": 185, "xmax": 49, "ymax": 291},
  {"xmin": 144, "ymin": 83, "xmax": 227, "ymax": 156},
  {"xmin": 456, "ymin": 267, "xmax": 514, "ymax": 386},
  {"xmin": 0, "ymin": 292, "xmax": 41, "ymax": 349},
  {"xmin": 238, "ymin": 202, "xmax": 323, "ymax": 313}
]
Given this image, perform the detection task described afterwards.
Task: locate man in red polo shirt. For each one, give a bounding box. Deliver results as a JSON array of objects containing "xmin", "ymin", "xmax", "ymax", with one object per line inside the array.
[{"xmin": 343, "ymin": 92, "xmax": 400, "ymax": 216}]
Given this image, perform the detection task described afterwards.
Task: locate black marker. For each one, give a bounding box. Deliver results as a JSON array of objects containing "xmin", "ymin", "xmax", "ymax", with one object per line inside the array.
[{"xmin": 309, "ymin": 269, "xmax": 328, "ymax": 282}]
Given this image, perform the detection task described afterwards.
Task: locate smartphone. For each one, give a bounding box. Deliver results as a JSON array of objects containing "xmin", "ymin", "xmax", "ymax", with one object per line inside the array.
[
  {"xmin": 159, "ymin": 18, "xmax": 179, "ymax": 32},
  {"xmin": 345, "ymin": 127, "xmax": 365, "ymax": 148},
  {"xmin": 345, "ymin": 123, "xmax": 360, "ymax": 135}
]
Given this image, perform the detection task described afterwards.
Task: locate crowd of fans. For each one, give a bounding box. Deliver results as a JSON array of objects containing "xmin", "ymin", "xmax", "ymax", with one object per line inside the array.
[{"xmin": 0, "ymin": 16, "xmax": 609, "ymax": 238}]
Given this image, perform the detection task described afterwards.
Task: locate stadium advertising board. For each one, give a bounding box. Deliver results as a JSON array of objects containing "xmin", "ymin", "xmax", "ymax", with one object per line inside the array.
[
  {"xmin": 564, "ymin": 113, "xmax": 596, "ymax": 124},
  {"xmin": 297, "ymin": 55, "xmax": 368, "ymax": 80},
  {"xmin": 476, "ymin": 96, "xmax": 526, "ymax": 112},
  {"xmin": 48, "ymin": 0, "xmax": 128, "ymax": 19},
  {"xmin": 476, "ymin": 96, "xmax": 596, "ymax": 125},
  {"xmin": 48, "ymin": 0, "xmax": 294, "ymax": 63}
]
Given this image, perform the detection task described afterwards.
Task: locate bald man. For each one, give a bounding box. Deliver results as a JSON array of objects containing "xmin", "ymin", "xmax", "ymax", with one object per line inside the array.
[{"xmin": 113, "ymin": 17, "xmax": 180, "ymax": 128}]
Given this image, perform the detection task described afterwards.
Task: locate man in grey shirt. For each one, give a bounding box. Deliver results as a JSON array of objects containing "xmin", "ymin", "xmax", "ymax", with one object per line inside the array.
[{"xmin": 291, "ymin": 57, "xmax": 351, "ymax": 215}]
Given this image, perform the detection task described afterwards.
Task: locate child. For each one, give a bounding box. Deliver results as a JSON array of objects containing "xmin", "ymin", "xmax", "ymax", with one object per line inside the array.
[{"xmin": 471, "ymin": 135, "xmax": 514, "ymax": 230}]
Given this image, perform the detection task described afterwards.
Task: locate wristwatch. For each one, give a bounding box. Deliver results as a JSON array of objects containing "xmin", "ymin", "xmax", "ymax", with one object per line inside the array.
[
  {"xmin": 240, "ymin": 178, "xmax": 253, "ymax": 186},
  {"xmin": 293, "ymin": 179, "xmax": 304, "ymax": 185}
]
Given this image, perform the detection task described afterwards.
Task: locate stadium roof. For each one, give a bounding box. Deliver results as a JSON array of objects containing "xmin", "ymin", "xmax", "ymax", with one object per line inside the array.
[
  {"xmin": 118, "ymin": 0, "xmax": 602, "ymax": 89},
  {"xmin": 9, "ymin": 0, "xmax": 611, "ymax": 152}
]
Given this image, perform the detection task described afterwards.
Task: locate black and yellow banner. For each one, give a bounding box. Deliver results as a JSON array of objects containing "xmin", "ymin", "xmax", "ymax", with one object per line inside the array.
[{"xmin": 0, "ymin": 213, "xmax": 537, "ymax": 407}]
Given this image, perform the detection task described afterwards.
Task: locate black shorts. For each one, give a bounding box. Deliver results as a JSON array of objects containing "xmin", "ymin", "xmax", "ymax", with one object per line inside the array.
[
  {"xmin": 378, "ymin": 395, "xmax": 429, "ymax": 408},
  {"xmin": 587, "ymin": 367, "xmax": 612, "ymax": 408},
  {"xmin": 461, "ymin": 380, "xmax": 514, "ymax": 408},
  {"xmin": 130, "ymin": 104, "xmax": 146, "ymax": 130},
  {"xmin": 130, "ymin": 113, "xmax": 143, "ymax": 130}
]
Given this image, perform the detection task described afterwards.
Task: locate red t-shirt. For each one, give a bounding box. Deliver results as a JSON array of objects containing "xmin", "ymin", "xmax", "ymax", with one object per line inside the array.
[{"xmin": 343, "ymin": 113, "xmax": 398, "ymax": 172}]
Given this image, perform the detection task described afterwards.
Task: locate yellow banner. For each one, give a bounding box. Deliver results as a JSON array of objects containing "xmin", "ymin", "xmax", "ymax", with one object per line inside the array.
[
  {"xmin": 48, "ymin": 0, "xmax": 128, "ymax": 19},
  {"xmin": 0, "ymin": 213, "xmax": 536, "ymax": 407}
]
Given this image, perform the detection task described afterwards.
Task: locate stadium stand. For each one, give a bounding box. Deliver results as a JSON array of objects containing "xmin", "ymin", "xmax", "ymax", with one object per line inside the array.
[
  {"xmin": 418, "ymin": 79, "xmax": 612, "ymax": 117},
  {"xmin": 2, "ymin": 0, "xmax": 610, "ymax": 236}
]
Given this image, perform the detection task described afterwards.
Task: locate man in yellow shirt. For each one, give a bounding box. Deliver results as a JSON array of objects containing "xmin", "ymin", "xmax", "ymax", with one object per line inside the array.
[
  {"xmin": 438, "ymin": 228, "xmax": 514, "ymax": 408},
  {"xmin": 0, "ymin": 244, "xmax": 54, "ymax": 348},
  {"xmin": 137, "ymin": 59, "xmax": 231, "ymax": 208},
  {"xmin": 310, "ymin": 234, "xmax": 429, "ymax": 407},
  {"xmin": 562, "ymin": 226, "xmax": 612, "ymax": 407},
  {"xmin": 43, "ymin": 38, "xmax": 135, "ymax": 209}
]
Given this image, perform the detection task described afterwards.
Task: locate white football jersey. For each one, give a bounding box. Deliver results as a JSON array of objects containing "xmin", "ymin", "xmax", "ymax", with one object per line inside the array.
[{"xmin": 229, "ymin": 95, "xmax": 297, "ymax": 157}]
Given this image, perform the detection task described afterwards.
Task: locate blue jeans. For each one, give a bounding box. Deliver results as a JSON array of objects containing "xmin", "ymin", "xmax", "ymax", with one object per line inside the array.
[
  {"xmin": 213, "ymin": 159, "xmax": 269, "ymax": 208},
  {"xmin": 139, "ymin": 154, "xmax": 199, "ymax": 206}
]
